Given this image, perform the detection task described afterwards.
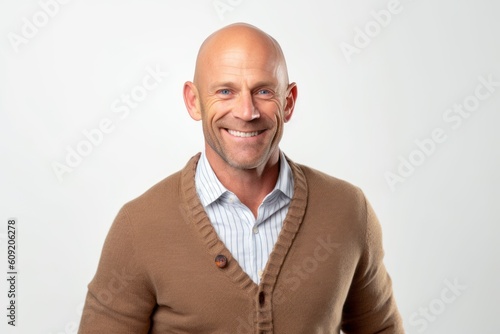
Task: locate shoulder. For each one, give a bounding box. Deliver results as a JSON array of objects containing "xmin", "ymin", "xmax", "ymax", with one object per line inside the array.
[
  {"xmin": 125, "ymin": 171, "xmax": 181, "ymax": 212},
  {"xmin": 286, "ymin": 158, "xmax": 374, "ymax": 249},
  {"xmin": 289, "ymin": 158, "xmax": 366, "ymax": 206},
  {"xmin": 121, "ymin": 154, "xmax": 200, "ymax": 216}
]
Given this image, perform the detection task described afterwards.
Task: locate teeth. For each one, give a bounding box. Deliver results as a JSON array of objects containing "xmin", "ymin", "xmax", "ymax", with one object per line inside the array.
[{"xmin": 227, "ymin": 130, "xmax": 260, "ymax": 138}]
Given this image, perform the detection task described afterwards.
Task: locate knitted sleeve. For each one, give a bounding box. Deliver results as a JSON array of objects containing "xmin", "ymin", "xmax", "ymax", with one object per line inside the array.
[
  {"xmin": 341, "ymin": 193, "xmax": 404, "ymax": 333},
  {"xmin": 78, "ymin": 206, "xmax": 156, "ymax": 333}
]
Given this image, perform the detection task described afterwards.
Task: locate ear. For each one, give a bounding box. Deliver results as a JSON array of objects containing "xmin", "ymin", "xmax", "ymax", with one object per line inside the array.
[
  {"xmin": 183, "ymin": 81, "xmax": 202, "ymax": 121},
  {"xmin": 283, "ymin": 82, "xmax": 298, "ymax": 123}
]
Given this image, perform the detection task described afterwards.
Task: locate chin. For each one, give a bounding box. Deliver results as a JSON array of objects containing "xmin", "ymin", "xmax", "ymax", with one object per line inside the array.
[
  {"xmin": 225, "ymin": 155, "xmax": 267, "ymax": 170},
  {"xmin": 226, "ymin": 160, "xmax": 261, "ymax": 170}
]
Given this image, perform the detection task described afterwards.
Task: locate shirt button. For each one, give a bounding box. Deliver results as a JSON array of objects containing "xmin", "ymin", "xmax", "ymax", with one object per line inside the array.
[
  {"xmin": 258, "ymin": 270, "xmax": 264, "ymax": 279},
  {"xmin": 215, "ymin": 255, "xmax": 228, "ymax": 268},
  {"xmin": 252, "ymin": 226, "xmax": 259, "ymax": 234}
]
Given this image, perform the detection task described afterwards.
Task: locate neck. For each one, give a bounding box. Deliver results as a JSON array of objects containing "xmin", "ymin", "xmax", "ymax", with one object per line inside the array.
[{"xmin": 205, "ymin": 149, "xmax": 281, "ymax": 217}]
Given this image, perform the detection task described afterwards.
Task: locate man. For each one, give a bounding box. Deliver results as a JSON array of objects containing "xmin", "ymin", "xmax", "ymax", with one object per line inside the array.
[{"xmin": 78, "ymin": 23, "xmax": 404, "ymax": 333}]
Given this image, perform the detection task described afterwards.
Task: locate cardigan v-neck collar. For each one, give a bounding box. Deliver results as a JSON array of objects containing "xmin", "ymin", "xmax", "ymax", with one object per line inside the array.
[{"xmin": 179, "ymin": 153, "xmax": 308, "ymax": 330}]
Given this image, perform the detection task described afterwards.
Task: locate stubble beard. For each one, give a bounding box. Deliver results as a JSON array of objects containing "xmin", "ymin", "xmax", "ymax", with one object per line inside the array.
[{"xmin": 199, "ymin": 103, "xmax": 283, "ymax": 172}]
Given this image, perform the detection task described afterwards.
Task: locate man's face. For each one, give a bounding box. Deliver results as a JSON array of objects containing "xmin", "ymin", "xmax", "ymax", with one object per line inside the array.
[{"xmin": 194, "ymin": 45, "xmax": 295, "ymax": 171}]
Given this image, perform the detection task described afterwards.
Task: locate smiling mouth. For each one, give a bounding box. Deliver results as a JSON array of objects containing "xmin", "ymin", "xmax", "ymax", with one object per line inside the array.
[{"xmin": 226, "ymin": 129, "xmax": 263, "ymax": 138}]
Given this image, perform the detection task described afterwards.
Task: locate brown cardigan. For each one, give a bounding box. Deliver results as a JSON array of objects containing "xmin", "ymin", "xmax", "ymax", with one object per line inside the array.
[{"xmin": 78, "ymin": 154, "xmax": 404, "ymax": 333}]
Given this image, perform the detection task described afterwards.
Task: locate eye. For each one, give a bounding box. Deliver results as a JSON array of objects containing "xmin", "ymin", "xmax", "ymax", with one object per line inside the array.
[
  {"xmin": 218, "ymin": 89, "xmax": 231, "ymax": 95},
  {"xmin": 256, "ymin": 89, "xmax": 274, "ymax": 99}
]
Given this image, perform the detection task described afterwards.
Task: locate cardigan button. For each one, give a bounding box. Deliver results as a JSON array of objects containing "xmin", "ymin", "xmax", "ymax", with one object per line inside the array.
[{"xmin": 215, "ymin": 255, "xmax": 228, "ymax": 268}]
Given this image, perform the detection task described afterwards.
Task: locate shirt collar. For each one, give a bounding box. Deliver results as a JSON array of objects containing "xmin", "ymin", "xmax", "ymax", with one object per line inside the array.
[{"xmin": 195, "ymin": 151, "xmax": 294, "ymax": 207}]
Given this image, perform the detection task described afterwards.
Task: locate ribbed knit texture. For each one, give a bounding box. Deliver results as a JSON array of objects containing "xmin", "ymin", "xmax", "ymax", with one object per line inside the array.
[{"xmin": 78, "ymin": 154, "xmax": 404, "ymax": 334}]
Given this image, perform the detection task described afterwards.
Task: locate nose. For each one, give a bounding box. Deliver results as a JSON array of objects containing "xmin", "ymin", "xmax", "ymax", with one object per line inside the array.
[{"xmin": 233, "ymin": 91, "xmax": 260, "ymax": 121}]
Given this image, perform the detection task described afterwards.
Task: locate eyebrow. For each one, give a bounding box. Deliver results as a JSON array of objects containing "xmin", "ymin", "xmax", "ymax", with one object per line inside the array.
[
  {"xmin": 209, "ymin": 80, "xmax": 278, "ymax": 91},
  {"xmin": 209, "ymin": 82, "xmax": 236, "ymax": 90}
]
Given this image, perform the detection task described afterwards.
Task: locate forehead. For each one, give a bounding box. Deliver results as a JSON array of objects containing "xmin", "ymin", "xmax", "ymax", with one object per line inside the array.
[
  {"xmin": 203, "ymin": 46, "xmax": 285, "ymax": 87},
  {"xmin": 213, "ymin": 47, "xmax": 278, "ymax": 73}
]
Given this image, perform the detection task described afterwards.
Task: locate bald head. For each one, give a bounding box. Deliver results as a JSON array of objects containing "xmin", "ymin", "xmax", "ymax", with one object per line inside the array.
[
  {"xmin": 193, "ymin": 23, "xmax": 289, "ymax": 89},
  {"xmin": 183, "ymin": 22, "xmax": 298, "ymax": 175}
]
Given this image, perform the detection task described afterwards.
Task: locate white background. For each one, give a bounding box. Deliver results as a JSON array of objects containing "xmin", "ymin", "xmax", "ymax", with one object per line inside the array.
[{"xmin": 1, "ymin": 0, "xmax": 499, "ymax": 333}]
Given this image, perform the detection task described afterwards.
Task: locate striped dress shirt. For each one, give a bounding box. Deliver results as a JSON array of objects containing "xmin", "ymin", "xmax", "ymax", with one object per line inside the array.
[{"xmin": 195, "ymin": 152, "xmax": 294, "ymax": 284}]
